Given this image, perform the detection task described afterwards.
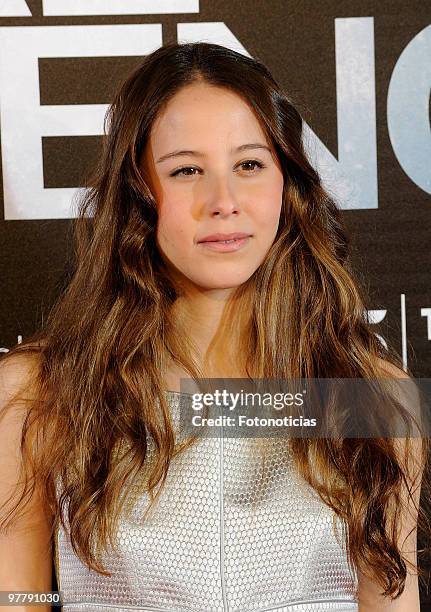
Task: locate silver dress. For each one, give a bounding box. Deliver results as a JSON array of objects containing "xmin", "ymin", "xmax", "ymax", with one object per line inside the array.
[{"xmin": 54, "ymin": 391, "xmax": 359, "ymax": 611}]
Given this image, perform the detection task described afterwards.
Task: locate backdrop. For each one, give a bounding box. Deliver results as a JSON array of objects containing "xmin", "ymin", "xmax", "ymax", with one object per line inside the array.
[{"xmin": 0, "ymin": 0, "xmax": 430, "ymax": 606}]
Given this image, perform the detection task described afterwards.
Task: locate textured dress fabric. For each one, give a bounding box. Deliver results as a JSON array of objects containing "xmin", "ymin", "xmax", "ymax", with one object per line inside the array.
[{"xmin": 54, "ymin": 391, "xmax": 359, "ymax": 612}]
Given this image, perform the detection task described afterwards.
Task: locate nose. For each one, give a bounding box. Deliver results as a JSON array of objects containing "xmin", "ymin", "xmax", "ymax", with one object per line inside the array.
[{"xmin": 205, "ymin": 173, "xmax": 240, "ymax": 217}]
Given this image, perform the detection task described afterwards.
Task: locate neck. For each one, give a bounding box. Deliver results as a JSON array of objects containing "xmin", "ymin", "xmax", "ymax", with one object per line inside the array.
[
  {"xmin": 168, "ymin": 286, "xmax": 251, "ymax": 378},
  {"xmin": 171, "ymin": 290, "xmax": 231, "ymax": 356}
]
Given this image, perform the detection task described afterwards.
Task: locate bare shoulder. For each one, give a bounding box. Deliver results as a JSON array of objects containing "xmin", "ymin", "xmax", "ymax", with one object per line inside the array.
[
  {"xmin": 0, "ymin": 348, "xmax": 45, "ymax": 462},
  {"xmin": 375, "ymin": 357, "xmax": 410, "ymax": 379},
  {"xmin": 0, "ymin": 349, "xmax": 44, "ymax": 408},
  {"xmin": 375, "ymin": 358, "xmax": 422, "ymax": 430},
  {"xmin": 0, "ymin": 350, "xmax": 45, "ymax": 478}
]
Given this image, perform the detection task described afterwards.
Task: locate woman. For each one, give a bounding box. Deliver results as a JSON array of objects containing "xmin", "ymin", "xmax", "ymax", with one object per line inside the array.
[{"xmin": 0, "ymin": 42, "xmax": 429, "ymax": 611}]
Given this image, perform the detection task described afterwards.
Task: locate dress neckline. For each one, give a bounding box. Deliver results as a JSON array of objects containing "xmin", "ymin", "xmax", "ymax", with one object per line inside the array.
[{"xmin": 165, "ymin": 389, "xmax": 194, "ymax": 397}]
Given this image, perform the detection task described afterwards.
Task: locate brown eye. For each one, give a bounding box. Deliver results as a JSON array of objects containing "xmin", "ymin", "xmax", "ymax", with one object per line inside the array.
[
  {"xmin": 170, "ymin": 167, "xmax": 201, "ymax": 177},
  {"xmin": 237, "ymin": 160, "xmax": 265, "ymax": 173}
]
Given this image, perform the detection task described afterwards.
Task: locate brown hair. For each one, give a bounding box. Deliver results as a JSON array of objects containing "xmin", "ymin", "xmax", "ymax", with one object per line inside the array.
[{"xmin": 1, "ymin": 41, "xmax": 429, "ymax": 601}]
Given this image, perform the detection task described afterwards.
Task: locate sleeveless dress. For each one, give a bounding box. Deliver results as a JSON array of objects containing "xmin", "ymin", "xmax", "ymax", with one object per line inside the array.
[{"xmin": 54, "ymin": 391, "xmax": 359, "ymax": 611}]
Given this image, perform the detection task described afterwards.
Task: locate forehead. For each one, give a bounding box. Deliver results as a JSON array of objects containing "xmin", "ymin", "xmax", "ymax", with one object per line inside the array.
[{"xmin": 148, "ymin": 82, "xmax": 268, "ymax": 153}]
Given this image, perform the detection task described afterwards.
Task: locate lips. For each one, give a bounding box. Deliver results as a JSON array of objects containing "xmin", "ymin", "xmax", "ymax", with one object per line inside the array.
[{"xmin": 197, "ymin": 232, "xmax": 251, "ymax": 243}]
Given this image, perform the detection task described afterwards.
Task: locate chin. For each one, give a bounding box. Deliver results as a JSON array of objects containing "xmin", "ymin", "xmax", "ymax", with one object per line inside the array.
[{"xmin": 194, "ymin": 275, "xmax": 254, "ymax": 291}]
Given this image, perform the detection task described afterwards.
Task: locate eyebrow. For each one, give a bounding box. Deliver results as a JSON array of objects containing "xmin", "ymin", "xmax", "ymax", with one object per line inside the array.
[{"xmin": 156, "ymin": 143, "xmax": 272, "ymax": 164}]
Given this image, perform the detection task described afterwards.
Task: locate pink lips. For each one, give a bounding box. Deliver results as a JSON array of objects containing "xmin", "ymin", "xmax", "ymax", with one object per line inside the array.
[
  {"xmin": 197, "ymin": 233, "xmax": 251, "ymax": 253},
  {"xmin": 198, "ymin": 232, "xmax": 251, "ymax": 243}
]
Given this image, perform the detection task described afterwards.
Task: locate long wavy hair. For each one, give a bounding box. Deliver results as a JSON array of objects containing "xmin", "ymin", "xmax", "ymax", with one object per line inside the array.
[{"xmin": 1, "ymin": 42, "xmax": 430, "ymax": 601}]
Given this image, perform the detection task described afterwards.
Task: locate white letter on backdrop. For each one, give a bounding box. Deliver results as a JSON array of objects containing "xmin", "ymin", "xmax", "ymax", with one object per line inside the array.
[
  {"xmin": 42, "ymin": 0, "xmax": 198, "ymax": 16},
  {"xmin": 0, "ymin": 0, "xmax": 31, "ymax": 16},
  {"xmin": 387, "ymin": 25, "xmax": 431, "ymax": 195},
  {"xmin": 0, "ymin": 25, "xmax": 162, "ymax": 220}
]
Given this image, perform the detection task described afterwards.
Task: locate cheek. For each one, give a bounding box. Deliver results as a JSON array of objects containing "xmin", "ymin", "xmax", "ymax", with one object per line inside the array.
[
  {"xmin": 252, "ymin": 176, "xmax": 284, "ymax": 223},
  {"xmin": 157, "ymin": 199, "xmax": 193, "ymax": 252}
]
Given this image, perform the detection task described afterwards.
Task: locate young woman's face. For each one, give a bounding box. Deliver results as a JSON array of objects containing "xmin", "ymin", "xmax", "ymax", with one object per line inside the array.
[{"xmin": 142, "ymin": 81, "xmax": 284, "ymax": 292}]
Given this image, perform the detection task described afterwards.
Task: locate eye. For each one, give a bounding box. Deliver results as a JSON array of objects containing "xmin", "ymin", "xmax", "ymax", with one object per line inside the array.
[
  {"xmin": 170, "ymin": 166, "xmax": 201, "ymax": 178},
  {"xmin": 169, "ymin": 159, "xmax": 266, "ymax": 178},
  {"xmin": 237, "ymin": 159, "xmax": 266, "ymax": 173}
]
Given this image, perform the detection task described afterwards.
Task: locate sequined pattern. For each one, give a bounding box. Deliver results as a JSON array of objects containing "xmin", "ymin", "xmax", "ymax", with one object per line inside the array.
[{"xmin": 55, "ymin": 391, "xmax": 358, "ymax": 611}]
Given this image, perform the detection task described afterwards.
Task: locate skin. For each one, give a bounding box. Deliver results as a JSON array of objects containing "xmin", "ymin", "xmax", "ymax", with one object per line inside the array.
[{"xmin": 141, "ymin": 81, "xmax": 284, "ymax": 364}]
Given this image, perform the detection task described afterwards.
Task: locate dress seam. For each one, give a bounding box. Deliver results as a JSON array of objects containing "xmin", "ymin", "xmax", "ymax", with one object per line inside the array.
[{"xmin": 219, "ymin": 428, "xmax": 229, "ymax": 611}]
